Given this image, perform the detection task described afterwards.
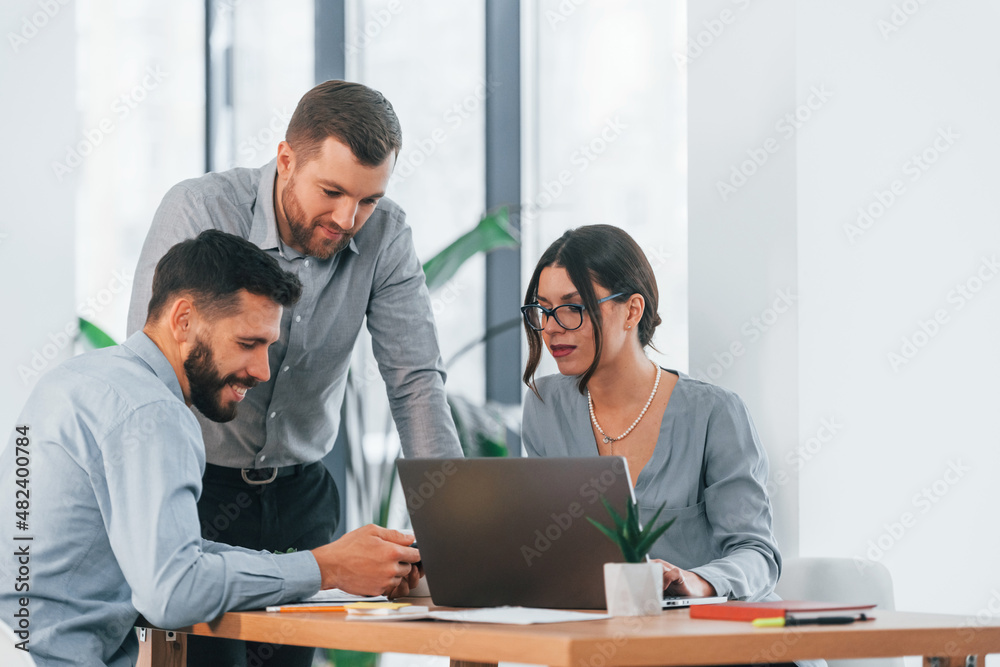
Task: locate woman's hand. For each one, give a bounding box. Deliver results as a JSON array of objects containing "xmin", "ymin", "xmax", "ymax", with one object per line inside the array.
[{"xmin": 652, "ymin": 559, "xmax": 717, "ymax": 597}]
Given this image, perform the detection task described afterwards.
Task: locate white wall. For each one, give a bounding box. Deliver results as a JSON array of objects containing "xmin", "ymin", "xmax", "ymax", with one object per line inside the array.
[
  {"xmin": 0, "ymin": 2, "xmax": 77, "ymax": 435},
  {"xmin": 796, "ymin": 0, "xmax": 1000, "ymax": 622},
  {"xmin": 690, "ymin": 0, "xmax": 1000, "ymax": 636},
  {"xmin": 688, "ymin": 0, "xmax": 800, "ymax": 556}
]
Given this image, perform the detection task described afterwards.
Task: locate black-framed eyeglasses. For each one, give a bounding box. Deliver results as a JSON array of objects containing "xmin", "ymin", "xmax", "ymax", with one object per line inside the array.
[{"xmin": 520, "ymin": 293, "xmax": 624, "ymax": 332}]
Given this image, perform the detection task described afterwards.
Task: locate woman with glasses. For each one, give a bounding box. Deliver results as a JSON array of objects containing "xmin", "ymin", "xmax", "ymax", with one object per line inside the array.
[{"xmin": 520, "ymin": 224, "xmax": 781, "ymax": 602}]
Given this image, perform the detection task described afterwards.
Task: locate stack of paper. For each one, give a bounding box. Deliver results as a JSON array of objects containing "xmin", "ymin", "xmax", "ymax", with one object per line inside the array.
[
  {"xmin": 266, "ymin": 589, "xmax": 387, "ymax": 611},
  {"xmin": 346, "ymin": 606, "xmax": 610, "ymax": 624}
]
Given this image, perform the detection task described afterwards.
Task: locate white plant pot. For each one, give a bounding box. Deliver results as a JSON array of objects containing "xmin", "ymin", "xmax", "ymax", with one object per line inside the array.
[{"xmin": 603, "ymin": 562, "xmax": 663, "ymax": 616}]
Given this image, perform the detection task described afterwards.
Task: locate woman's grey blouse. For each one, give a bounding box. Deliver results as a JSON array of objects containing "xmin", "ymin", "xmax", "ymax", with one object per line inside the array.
[{"xmin": 521, "ymin": 370, "xmax": 781, "ymax": 601}]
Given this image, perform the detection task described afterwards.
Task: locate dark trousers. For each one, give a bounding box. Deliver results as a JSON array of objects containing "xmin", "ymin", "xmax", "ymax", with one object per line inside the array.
[{"xmin": 187, "ymin": 461, "xmax": 340, "ymax": 667}]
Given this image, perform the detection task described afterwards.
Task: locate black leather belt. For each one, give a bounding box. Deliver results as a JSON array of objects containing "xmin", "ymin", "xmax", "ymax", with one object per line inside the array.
[{"xmin": 204, "ymin": 462, "xmax": 306, "ymax": 486}]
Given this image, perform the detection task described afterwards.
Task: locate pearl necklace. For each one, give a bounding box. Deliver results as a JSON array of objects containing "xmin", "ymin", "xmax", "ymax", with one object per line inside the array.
[{"xmin": 588, "ymin": 362, "xmax": 662, "ymax": 446}]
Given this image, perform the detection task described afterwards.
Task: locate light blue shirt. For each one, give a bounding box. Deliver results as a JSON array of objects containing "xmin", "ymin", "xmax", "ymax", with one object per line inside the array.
[
  {"xmin": 522, "ymin": 370, "xmax": 781, "ymax": 601},
  {"xmin": 126, "ymin": 159, "xmax": 462, "ymax": 468},
  {"xmin": 0, "ymin": 333, "xmax": 321, "ymax": 667}
]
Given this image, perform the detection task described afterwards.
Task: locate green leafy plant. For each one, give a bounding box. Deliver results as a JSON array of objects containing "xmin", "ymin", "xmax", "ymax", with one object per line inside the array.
[
  {"xmin": 587, "ymin": 496, "xmax": 675, "ymax": 563},
  {"xmin": 78, "ymin": 317, "xmax": 117, "ymax": 349},
  {"xmin": 436, "ymin": 209, "xmax": 523, "ymax": 368},
  {"xmin": 323, "ymin": 649, "xmax": 379, "ymax": 667},
  {"xmin": 421, "ymin": 206, "xmax": 518, "ymax": 291}
]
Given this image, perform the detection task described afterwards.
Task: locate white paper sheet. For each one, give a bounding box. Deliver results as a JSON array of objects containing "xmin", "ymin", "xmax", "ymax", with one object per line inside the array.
[
  {"xmin": 266, "ymin": 589, "xmax": 389, "ymax": 610},
  {"xmin": 345, "ymin": 606, "xmax": 610, "ymax": 624},
  {"xmin": 430, "ymin": 607, "xmax": 610, "ymax": 624},
  {"xmin": 302, "ymin": 589, "xmax": 388, "ymax": 603}
]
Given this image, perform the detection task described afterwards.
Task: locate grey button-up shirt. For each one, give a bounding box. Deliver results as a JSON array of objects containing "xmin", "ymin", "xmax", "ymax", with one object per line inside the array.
[
  {"xmin": 0, "ymin": 333, "xmax": 320, "ymax": 667},
  {"xmin": 126, "ymin": 160, "xmax": 461, "ymax": 467}
]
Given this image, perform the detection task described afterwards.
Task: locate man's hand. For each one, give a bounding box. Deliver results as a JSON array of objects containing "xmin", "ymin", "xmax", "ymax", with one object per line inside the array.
[
  {"xmin": 311, "ymin": 525, "xmax": 421, "ymax": 596},
  {"xmin": 651, "ymin": 558, "xmax": 717, "ymax": 597},
  {"xmin": 386, "ymin": 561, "xmax": 422, "ymax": 599}
]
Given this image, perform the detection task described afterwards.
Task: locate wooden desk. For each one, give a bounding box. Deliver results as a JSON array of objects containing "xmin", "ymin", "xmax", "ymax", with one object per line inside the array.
[{"xmin": 136, "ymin": 607, "xmax": 1000, "ymax": 667}]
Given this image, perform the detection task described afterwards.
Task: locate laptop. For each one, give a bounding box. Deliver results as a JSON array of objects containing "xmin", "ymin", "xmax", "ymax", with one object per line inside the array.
[{"xmin": 398, "ymin": 457, "xmax": 727, "ymax": 610}]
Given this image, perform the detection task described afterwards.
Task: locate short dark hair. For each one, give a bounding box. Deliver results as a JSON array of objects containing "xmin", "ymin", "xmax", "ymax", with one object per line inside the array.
[
  {"xmin": 146, "ymin": 230, "xmax": 302, "ymax": 322},
  {"xmin": 522, "ymin": 225, "xmax": 662, "ymax": 396},
  {"xmin": 286, "ymin": 79, "xmax": 402, "ymax": 167}
]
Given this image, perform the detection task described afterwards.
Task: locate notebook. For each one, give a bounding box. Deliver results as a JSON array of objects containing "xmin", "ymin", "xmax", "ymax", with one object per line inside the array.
[{"xmin": 689, "ymin": 600, "xmax": 877, "ymax": 621}]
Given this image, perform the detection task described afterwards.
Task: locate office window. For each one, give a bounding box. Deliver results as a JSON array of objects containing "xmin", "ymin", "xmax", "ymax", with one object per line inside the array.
[
  {"xmin": 75, "ymin": 0, "xmax": 204, "ymax": 342},
  {"xmin": 524, "ymin": 0, "xmax": 688, "ymax": 375},
  {"xmin": 347, "ymin": 0, "xmax": 488, "ymax": 459},
  {"xmin": 75, "ymin": 0, "xmax": 313, "ymax": 342},
  {"xmin": 209, "ymin": 0, "xmax": 314, "ymax": 171}
]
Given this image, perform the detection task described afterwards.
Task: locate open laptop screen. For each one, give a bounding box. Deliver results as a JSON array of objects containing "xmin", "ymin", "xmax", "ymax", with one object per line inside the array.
[{"xmin": 398, "ymin": 457, "xmax": 634, "ymax": 609}]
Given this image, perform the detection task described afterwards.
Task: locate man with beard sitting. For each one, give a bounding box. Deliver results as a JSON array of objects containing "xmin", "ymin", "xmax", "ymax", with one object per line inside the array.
[{"xmin": 0, "ymin": 230, "xmax": 420, "ymax": 667}]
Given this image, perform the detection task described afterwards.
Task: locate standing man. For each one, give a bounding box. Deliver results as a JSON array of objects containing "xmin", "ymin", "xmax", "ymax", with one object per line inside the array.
[
  {"xmin": 0, "ymin": 231, "xmax": 420, "ymax": 667},
  {"xmin": 127, "ymin": 81, "xmax": 461, "ymax": 666}
]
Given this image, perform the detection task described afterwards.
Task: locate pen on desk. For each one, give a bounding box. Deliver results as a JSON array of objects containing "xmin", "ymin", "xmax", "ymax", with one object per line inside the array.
[
  {"xmin": 753, "ymin": 613, "xmax": 871, "ymax": 628},
  {"xmin": 266, "ymin": 606, "xmax": 348, "ymax": 613}
]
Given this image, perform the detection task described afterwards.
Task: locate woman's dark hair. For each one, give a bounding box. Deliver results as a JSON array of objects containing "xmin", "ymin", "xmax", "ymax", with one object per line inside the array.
[
  {"xmin": 146, "ymin": 230, "xmax": 302, "ymax": 322},
  {"xmin": 522, "ymin": 224, "xmax": 661, "ymax": 396}
]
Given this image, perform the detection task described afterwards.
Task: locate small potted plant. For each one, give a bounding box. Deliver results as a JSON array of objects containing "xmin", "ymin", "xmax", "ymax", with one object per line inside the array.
[{"xmin": 588, "ymin": 496, "xmax": 675, "ymax": 616}]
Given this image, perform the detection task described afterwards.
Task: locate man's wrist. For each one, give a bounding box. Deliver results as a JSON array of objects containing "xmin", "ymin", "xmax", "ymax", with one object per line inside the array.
[
  {"xmin": 275, "ymin": 549, "xmax": 323, "ymax": 597},
  {"xmin": 691, "ymin": 572, "xmax": 717, "ymax": 597}
]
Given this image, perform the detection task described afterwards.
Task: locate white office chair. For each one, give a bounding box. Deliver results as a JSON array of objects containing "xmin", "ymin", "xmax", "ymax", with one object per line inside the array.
[
  {"xmin": 775, "ymin": 557, "xmax": 901, "ymax": 667},
  {"xmin": 0, "ymin": 618, "xmax": 37, "ymax": 667}
]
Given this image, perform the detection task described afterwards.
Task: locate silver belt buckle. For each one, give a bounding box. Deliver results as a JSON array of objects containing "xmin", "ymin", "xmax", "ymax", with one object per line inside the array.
[{"xmin": 241, "ymin": 467, "xmax": 278, "ymax": 485}]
